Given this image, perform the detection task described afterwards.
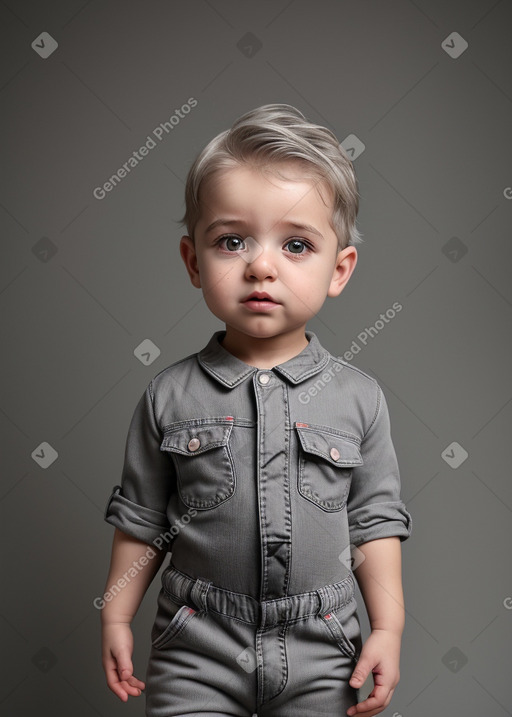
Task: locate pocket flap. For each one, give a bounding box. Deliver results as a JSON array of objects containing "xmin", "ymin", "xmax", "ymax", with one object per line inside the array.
[
  {"xmin": 160, "ymin": 419, "xmax": 233, "ymax": 456},
  {"xmin": 295, "ymin": 423, "xmax": 363, "ymax": 466}
]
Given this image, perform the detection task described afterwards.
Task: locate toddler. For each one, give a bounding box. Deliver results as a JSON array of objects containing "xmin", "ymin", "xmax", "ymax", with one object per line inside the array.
[{"xmin": 100, "ymin": 103, "xmax": 412, "ymax": 717}]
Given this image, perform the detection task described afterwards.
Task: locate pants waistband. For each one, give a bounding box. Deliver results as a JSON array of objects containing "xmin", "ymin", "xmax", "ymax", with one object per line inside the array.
[{"xmin": 162, "ymin": 564, "xmax": 355, "ymax": 628}]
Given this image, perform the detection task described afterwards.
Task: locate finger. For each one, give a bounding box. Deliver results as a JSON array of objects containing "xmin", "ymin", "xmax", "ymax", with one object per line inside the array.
[
  {"xmin": 103, "ymin": 654, "xmax": 129, "ymax": 699},
  {"xmin": 114, "ymin": 648, "xmax": 134, "ymax": 682},
  {"xmin": 119, "ymin": 680, "xmax": 144, "ymax": 698},
  {"xmin": 348, "ymin": 659, "xmax": 373, "ymax": 689},
  {"xmin": 106, "ymin": 672, "xmax": 144, "ymax": 701},
  {"xmin": 104, "ymin": 660, "xmax": 142, "ymax": 700},
  {"xmin": 351, "ymin": 706, "xmax": 393, "ymax": 717},
  {"xmin": 126, "ymin": 675, "xmax": 146, "ymax": 690},
  {"xmin": 347, "ymin": 701, "xmax": 384, "ymax": 717},
  {"xmin": 106, "ymin": 668, "xmax": 129, "ymax": 702},
  {"xmin": 103, "ymin": 646, "xmax": 142, "ymax": 701},
  {"xmin": 347, "ymin": 685, "xmax": 390, "ymax": 716}
]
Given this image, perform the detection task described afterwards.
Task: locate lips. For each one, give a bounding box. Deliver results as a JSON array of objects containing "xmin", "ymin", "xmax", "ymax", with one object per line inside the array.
[
  {"xmin": 241, "ymin": 291, "xmax": 281, "ymax": 313},
  {"xmin": 242, "ymin": 291, "xmax": 278, "ymax": 303}
]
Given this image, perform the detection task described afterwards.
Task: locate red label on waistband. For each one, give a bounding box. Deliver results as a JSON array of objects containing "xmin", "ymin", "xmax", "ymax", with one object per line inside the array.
[
  {"xmin": 296, "ymin": 422, "xmax": 309, "ymax": 428},
  {"xmin": 225, "ymin": 416, "xmax": 234, "ymax": 421}
]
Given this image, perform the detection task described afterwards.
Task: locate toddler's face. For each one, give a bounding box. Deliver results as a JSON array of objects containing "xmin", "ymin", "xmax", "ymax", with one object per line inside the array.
[{"xmin": 180, "ymin": 161, "xmax": 356, "ymax": 343}]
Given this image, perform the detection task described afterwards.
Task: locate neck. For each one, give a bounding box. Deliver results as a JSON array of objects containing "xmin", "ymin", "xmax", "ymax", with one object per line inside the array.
[{"xmin": 220, "ymin": 328, "xmax": 310, "ymax": 369}]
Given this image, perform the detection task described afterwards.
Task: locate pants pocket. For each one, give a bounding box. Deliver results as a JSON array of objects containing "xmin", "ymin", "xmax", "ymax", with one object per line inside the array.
[
  {"xmin": 318, "ymin": 596, "xmax": 362, "ymax": 661},
  {"xmin": 151, "ymin": 588, "xmax": 197, "ymax": 650}
]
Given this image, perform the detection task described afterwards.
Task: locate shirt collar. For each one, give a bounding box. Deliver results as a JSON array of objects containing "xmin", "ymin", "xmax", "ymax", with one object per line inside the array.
[{"xmin": 197, "ymin": 330, "xmax": 330, "ymax": 389}]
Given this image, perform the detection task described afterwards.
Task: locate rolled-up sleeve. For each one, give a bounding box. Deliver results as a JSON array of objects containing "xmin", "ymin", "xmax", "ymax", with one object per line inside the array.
[
  {"xmin": 104, "ymin": 380, "xmax": 175, "ymax": 544},
  {"xmin": 347, "ymin": 383, "xmax": 412, "ymax": 547}
]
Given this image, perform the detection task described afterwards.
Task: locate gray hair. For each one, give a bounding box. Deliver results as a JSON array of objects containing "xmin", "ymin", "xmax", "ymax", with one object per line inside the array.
[{"xmin": 179, "ymin": 104, "xmax": 363, "ymax": 251}]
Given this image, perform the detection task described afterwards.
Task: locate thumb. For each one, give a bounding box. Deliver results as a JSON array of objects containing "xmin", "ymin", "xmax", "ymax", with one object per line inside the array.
[{"xmin": 349, "ymin": 658, "xmax": 370, "ymax": 687}]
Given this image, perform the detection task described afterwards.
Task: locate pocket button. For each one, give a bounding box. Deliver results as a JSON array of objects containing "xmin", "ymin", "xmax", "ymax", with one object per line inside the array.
[
  {"xmin": 330, "ymin": 447, "xmax": 340, "ymax": 461},
  {"xmin": 187, "ymin": 437, "xmax": 200, "ymax": 452}
]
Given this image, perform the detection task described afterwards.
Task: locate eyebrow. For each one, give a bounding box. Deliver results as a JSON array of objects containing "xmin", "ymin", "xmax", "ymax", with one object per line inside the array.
[{"xmin": 204, "ymin": 218, "xmax": 324, "ymax": 238}]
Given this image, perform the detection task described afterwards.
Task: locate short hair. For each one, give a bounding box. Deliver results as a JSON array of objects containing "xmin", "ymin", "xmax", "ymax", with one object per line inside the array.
[{"xmin": 179, "ymin": 104, "xmax": 363, "ymax": 252}]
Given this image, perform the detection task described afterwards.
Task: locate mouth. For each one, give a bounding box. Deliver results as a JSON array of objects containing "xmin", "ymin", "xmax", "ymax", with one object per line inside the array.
[
  {"xmin": 242, "ymin": 292, "xmax": 279, "ymax": 303},
  {"xmin": 242, "ymin": 291, "xmax": 281, "ymax": 311}
]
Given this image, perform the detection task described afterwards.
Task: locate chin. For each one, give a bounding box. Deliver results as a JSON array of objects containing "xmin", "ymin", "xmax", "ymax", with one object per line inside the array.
[{"xmin": 228, "ymin": 326, "xmax": 279, "ymax": 339}]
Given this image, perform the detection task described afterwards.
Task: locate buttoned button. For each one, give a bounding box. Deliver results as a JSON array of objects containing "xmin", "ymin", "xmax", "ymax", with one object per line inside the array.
[
  {"xmin": 187, "ymin": 437, "xmax": 200, "ymax": 452},
  {"xmin": 330, "ymin": 447, "xmax": 340, "ymax": 461},
  {"xmin": 258, "ymin": 373, "xmax": 271, "ymax": 385}
]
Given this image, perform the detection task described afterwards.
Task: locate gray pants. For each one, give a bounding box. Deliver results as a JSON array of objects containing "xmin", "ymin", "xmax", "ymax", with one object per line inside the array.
[{"xmin": 145, "ymin": 564, "xmax": 362, "ymax": 716}]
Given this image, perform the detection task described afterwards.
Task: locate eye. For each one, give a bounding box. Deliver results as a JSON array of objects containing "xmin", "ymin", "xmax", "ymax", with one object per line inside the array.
[
  {"xmin": 285, "ymin": 238, "xmax": 311, "ymax": 255},
  {"xmin": 218, "ymin": 235, "xmax": 245, "ymax": 252}
]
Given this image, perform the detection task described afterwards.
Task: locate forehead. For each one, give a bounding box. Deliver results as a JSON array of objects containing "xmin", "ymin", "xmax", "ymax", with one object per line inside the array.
[{"xmin": 198, "ymin": 161, "xmax": 334, "ymax": 221}]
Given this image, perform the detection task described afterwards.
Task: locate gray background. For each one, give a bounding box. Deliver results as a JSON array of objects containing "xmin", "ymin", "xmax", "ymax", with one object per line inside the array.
[{"xmin": 1, "ymin": 0, "xmax": 511, "ymax": 715}]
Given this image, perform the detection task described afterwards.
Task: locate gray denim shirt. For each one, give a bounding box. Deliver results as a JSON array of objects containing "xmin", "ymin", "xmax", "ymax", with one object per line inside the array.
[{"xmin": 105, "ymin": 330, "xmax": 412, "ymax": 601}]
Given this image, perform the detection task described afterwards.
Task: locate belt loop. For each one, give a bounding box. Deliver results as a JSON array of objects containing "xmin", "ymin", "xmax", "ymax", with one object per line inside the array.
[
  {"xmin": 316, "ymin": 582, "xmax": 346, "ymax": 616},
  {"xmin": 189, "ymin": 577, "xmax": 211, "ymax": 612},
  {"xmin": 315, "ymin": 586, "xmax": 329, "ymax": 616}
]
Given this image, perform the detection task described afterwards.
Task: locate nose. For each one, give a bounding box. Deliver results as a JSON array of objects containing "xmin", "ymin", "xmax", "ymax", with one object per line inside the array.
[{"xmin": 242, "ymin": 237, "xmax": 277, "ymax": 280}]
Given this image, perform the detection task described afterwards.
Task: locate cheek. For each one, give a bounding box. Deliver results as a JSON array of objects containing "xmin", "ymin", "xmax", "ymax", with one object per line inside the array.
[
  {"xmin": 198, "ymin": 258, "xmax": 229, "ymax": 285},
  {"xmin": 201, "ymin": 266, "xmax": 236, "ymax": 301},
  {"xmin": 300, "ymin": 274, "xmax": 332, "ymax": 307},
  {"xmin": 301, "ymin": 288, "xmax": 324, "ymax": 311},
  {"xmin": 218, "ymin": 261, "xmax": 243, "ymax": 288}
]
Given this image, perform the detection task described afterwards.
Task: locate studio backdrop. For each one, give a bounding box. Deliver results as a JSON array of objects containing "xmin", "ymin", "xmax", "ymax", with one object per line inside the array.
[{"xmin": 1, "ymin": 1, "xmax": 511, "ymax": 716}]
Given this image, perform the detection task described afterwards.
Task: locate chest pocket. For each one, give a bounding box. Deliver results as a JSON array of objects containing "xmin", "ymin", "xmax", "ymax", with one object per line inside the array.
[
  {"xmin": 160, "ymin": 418, "xmax": 236, "ymax": 510},
  {"xmin": 295, "ymin": 423, "xmax": 363, "ymax": 512}
]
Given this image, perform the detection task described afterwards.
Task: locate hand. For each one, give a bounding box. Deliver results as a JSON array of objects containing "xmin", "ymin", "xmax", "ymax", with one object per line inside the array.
[
  {"xmin": 346, "ymin": 628, "xmax": 402, "ymax": 717},
  {"xmin": 101, "ymin": 622, "xmax": 146, "ymax": 702}
]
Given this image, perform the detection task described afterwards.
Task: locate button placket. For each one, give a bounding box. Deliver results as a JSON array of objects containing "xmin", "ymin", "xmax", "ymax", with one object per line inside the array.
[{"xmin": 253, "ymin": 370, "xmax": 292, "ymax": 602}]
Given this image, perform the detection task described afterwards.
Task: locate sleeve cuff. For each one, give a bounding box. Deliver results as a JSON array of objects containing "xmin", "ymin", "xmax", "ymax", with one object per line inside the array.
[
  {"xmin": 348, "ymin": 501, "xmax": 412, "ymax": 546},
  {"xmin": 104, "ymin": 485, "xmax": 170, "ymax": 545}
]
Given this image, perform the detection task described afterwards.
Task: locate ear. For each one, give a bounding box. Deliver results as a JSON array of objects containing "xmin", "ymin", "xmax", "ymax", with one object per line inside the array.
[
  {"xmin": 180, "ymin": 236, "xmax": 202, "ymax": 289},
  {"xmin": 327, "ymin": 246, "xmax": 358, "ymax": 298}
]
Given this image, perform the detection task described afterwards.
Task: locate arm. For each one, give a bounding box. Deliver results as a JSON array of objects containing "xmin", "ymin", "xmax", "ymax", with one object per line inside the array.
[
  {"xmin": 101, "ymin": 528, "xmax": 167, "ymax": 702},
  {"xmin": 354, "ymin": 536, "xmax": 404, "ymax": 634},
  {"xmin": 102, "ymin": 527, "xmax": 167, "ymax": 623},
  {"xmin": 101, "ymin": 381, "xmax": 176, "ymax": 700},
  {"xmin": 347, "ymin": 536, "xmax": 404, "ymax": 717},
  {"xmin": 344, "ymin": 383, "xmax": 411, "ymax": 715}
]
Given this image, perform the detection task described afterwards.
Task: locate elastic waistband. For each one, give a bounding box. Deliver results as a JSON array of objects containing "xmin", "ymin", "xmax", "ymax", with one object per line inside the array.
[{"xmin": 162, "ymin": 564, "xmax": 355, "ymax": 628}]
